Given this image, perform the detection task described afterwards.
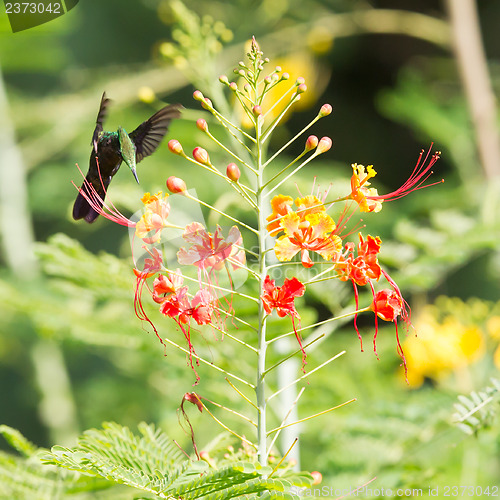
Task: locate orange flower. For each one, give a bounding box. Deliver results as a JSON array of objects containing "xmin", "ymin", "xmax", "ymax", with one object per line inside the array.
[
  {"xmin": 135, "ymin": 191, "xmax": 171, "ymax": 243},
  {"xmin": 268, "ymin": 194, "xmax": 342, "ymax": 268},
  {"xmin": 275, "ymin": 212, "xmax": 342, "ymax": 268},
  {"xmin": 350, "ymin": 164, "xmax": 382, "ymax": 213},
  {"xmin": 266, "ymin": 194, "xmax": 294, "ymax": 236},
  {"xmin": 350, "ymin": 146, "xmax": 442, "ymax": 213}
]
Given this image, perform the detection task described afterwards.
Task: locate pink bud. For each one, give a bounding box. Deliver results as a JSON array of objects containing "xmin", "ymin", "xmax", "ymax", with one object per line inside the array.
[
  {"xmin": 199, "ymin": 451, "xmax": 210, "ymax": 460},
  {"xmin": 196, "ymin": 118, "xmax": 208, "ymax": 132},
  {"xmin": 201, "ymin": 98, "xmax": 212, "ymax": 110},
  {"xmin": 311, "ymin": 471, "xmax": 322, "ymax": 485},
  {"xmin": 281, "ymin": 72, "xmax": 290, "ymax": 80},
  {"xmin": 317, "ymin": 137, "xmax": 332, "ymax": 154},
  {"xmin": 219, "ymin": 75, "xmax": 229, "ymax": 84},
  {"xmin": 193, "ymin": 90, "xmax": 204, "ymax": 101},
  {"xmin": 264, "ymin": 76, "xmax": 272, "ymax": 85},
  {"xmin": 296, "ymin": 77, "xmax": 305, "ymax": 85},
  {"xmin": 226, "ymin": 163, "xmax": 241, "ymax": 181},
  {"xmin": 296, "ymin": 83, "xmax": 307, "ymax": 94},
  {"xmin": 305, "ymin": 135, "xmax": 319, "ymax": 151},
  {"xmin": 193, "ymin": 147, "xmax": 211, "ymax": 165},
  {"xmin": 319, "ymin": 103, "xmax": 332, "ymax": 117},
  {"xmin": 275, "ymin": 66, "xmax": 282, "ymax": 72},
  {"xmin": 166, "ymin": 176, "xmax": 187, "ymax": 194},
  {"xmin": 252, "ymin": 105, "xmax": 262, "ymax": 116},
  {"xmin": 229, "ymin": 82, "xmax": 238, "ymax": 91},
  {"xmin": 168, "ymin": 139, "xmax": 184, "ymax": 155}
]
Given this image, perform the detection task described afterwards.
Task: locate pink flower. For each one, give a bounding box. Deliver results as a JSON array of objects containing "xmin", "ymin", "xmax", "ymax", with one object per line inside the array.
[{"xmin": 177, "ymin": 223, "xmax": 245, "ymax": 273}]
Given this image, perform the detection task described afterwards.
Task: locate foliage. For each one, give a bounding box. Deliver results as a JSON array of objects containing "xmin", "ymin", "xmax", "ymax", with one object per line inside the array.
[
  {"xmin": 2, "ymin": 0, "xmax": 500, "ymax": 497},
  {"xmin": 453, "ymin": 378, "xmax": 500, "ymax": 436}
]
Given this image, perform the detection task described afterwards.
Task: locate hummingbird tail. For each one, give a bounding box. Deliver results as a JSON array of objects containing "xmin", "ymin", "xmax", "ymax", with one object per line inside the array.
[{"xmin": 72, "ymin": 174, "xmax": 110, "ymax": 223}]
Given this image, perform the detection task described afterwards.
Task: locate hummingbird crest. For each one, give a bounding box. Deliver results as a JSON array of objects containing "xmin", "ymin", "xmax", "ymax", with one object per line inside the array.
[{"xmin": 73, "ymin": 92, "xmax": 182, "ymax": 223}]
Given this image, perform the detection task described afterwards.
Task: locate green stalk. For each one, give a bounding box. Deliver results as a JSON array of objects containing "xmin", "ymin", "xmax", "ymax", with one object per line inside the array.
[{"xmin": 256, "ymin": 110, "xmax": 269, "ymax": 465}]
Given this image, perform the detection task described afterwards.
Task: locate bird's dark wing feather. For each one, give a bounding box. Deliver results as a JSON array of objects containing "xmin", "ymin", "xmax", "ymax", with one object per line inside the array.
[
  {"xmin": 129, "ymin": 104, "xmax": 182, "ymax": 163},
  {"xmin": 91, "ymin": 92, "xmax": 111, "ymax": 153}
]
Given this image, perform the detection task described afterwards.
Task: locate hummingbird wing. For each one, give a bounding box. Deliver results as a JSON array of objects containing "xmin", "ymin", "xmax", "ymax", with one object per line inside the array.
[
  {"xmin": 129, "ymin": 104, "xmax": 182, "ymax": 163},
  {"xmin": 91, "ymin": 92, "xmax": 111, "ymax": 154}
]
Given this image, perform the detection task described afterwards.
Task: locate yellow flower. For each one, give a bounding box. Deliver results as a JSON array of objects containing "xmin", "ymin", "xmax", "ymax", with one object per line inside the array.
[{"xmin": 404, "ymin": 309, "xmax": 485, "ymax": 387}]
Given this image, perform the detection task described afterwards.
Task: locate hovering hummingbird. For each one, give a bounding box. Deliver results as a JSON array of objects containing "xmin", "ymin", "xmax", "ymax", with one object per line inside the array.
[{"xmin": 73, "ymin": 92, "xmax": 182, "ymax": 223}]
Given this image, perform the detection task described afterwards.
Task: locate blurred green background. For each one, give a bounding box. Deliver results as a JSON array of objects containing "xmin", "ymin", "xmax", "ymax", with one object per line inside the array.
[{"xmin": 1, "ymin": 0, "xmax": 500, "ymax": 497}]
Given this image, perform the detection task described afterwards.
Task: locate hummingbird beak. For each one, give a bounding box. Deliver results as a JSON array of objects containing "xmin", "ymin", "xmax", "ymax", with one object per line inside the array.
[{"xmin": 131, "ymin": 167, "xmax": 140, "ymax": 185}]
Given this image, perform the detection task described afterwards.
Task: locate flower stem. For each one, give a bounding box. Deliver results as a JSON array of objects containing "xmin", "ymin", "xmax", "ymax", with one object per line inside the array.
[{"xmin": 255, "ymin": 91, "xmax": 269, "ymax": 466}]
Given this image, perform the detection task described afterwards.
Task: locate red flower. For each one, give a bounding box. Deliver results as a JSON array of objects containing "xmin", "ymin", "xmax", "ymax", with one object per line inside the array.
[
  {"xmin": 261, "ymin": 275, "xmax": 307, "ymax": 369},
  {"xmin": 336, "ymin": 234, "xmax": 382, "ymax": 286},
  {"xmin": 370, "ymin": 284, "xmax": 411, "ymax": 382},
  {"xmin": 371, "ymin": 289, "xmax": 402, "ymax": 321}
]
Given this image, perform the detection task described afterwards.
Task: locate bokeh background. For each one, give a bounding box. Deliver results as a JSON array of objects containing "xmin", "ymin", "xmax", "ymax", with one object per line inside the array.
[{"xmin": 1, "ymin": 0, "xmax": 499, "ymax": 497}]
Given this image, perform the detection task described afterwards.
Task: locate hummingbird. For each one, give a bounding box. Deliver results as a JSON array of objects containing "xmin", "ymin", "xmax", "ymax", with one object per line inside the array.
[{"xmin": 73, "ymin": 92, "xmax": 182, "ymax": 223}]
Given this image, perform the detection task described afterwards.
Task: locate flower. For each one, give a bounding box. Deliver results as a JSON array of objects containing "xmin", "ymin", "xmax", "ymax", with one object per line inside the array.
[
  {"xmin": 403, "ymin": 307, "xmax": 484, "ymax": 386},
  {"xmin": 336, "ymin": 233, "xmax": 382, "ymax": 286},
  {"xmin": 350, "ymin": 146, "xmax": 442, "ymax": 213},
  {"xmin": 261, "ymin": 275, "xmax": 307, "ymax": 369},
  {"xmin": 135, "ymin": 191, "xmax": 171, "ymax": 244},
  {"xmin": 370, "ymin": 288, "xmax": 409, "ymax": 380},
  {"xmin": 370, "ymin": 289, "xmax": 402, "ymax": 321},
  {"xmin": 177, "ymin": 223, "xmax": 245, "ymax": 274},
  {"xmin": 156, "ymin": 270, "xmax": 218, "ymax": 384},
  {"xmin": 350, "ymin": 164, "xmax": 383, "ymax": 213},
  {"xmin": 266, "ymin": 194, "xmax": 294, "ymax": 236},
  {"xmin": 268, "ymin": 195, "xmax": 342, "ymax": 268}
]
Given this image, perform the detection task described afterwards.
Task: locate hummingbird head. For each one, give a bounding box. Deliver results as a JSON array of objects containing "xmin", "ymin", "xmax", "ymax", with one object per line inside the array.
[{"xmin": 118, "ymin": 126, "xmax": 139, "ymax": 184}]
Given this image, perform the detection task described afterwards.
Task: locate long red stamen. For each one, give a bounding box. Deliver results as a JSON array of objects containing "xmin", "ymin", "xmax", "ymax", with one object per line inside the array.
[
  {"xmin": 368, "ymin": 281, "xmax": 380, "ymax": 359},
  {"xmin": 369, "ymin": 145, "xmax": 443, "ymax": 202},
  {"xmin": 351, "ymin": 280, "xmax": 363, "ymax": 351},
  {"xmin": 73, "ymin": 162, "xmax": 135, "ymax": 227}
]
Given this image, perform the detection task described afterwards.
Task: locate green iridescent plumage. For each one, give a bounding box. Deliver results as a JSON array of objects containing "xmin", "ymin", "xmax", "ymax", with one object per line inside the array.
[{"xmin": 73, "ymin": 92, "xmax": 182, "ymax": 223}]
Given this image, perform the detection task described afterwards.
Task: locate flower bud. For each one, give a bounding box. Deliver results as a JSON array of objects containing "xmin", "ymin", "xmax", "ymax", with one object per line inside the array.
[
  {"xmin": 252, "ymin": 105, "xmax": 262, "ymax": 116},
  {"xmin": 296, "ymin": 83, "xmax": 307, "ymax": 94},
  {"xmin": 226, "ymin": 163, "xmax": 241, "ymax": 181},
  {"xmin": 201, "ymin": 98, "xmax": 212, "ymax": 110},
  {"xmin": 229, "ymin": 82, "xmax": 238, "ymax": 92},
  {"xmin": 219, "ymin": 75, "xmax": 229, "ymax": 84},
  {"xmin": 264, "ymin": 76, "xmax": 272, "ymax": 85},
  {"xmin": 319, "ymin": 103, "xmax": 333, "ymax": 117},
  {"xmin": 296, "ymin": 77, "xmax": 305, "ymax": 86},
  {"xmin": 281, "ymin": 72, "xmax": 290, "ymax": 80},
  {"xmin": 305, "ymin": 135, "xmax": 319, "ymax": 152},
  {"xmin": 311, "ymin": 471, "xmax": 322, "ymax": 485},
  {"xmin": 238, "ymin": 69, "xmax": 246, "ymax": 77},
  {"xmin": 275, "ymin": 65, "xmax": 282, "ymax": 72},
  {"xmin": 193, "ymin": 90, "xmax": 204, "ymax": 101},
  {"xmin": 166, "ymin": 176, "xmax": 187, "ymax": 194},
  {"xmin": 168, "ymin": 139, "xmax": 184, "ymax": 155},
  {"xmin": 244, "ymin": 83, "xmax": 251, "ymax": 93},
  {"xmin": 316, "ymin": 136, "xmax": 332, "ymax": 154},
  {"xmin": 193, "ymin": 147, "xmax": 211, "ymax": 166},
  {"xmin": 196, "ymin": 118, "xmax": 208, "ymax": 132}
]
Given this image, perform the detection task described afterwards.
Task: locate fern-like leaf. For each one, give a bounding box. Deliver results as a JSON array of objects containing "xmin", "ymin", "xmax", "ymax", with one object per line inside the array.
[
  {"xmin": 44, "ymin": 422, "xmax": 305, "ymax": 499},
  {"xmin": 452, "ymin": 378, "xmax": 500, "ymax": 435}
]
